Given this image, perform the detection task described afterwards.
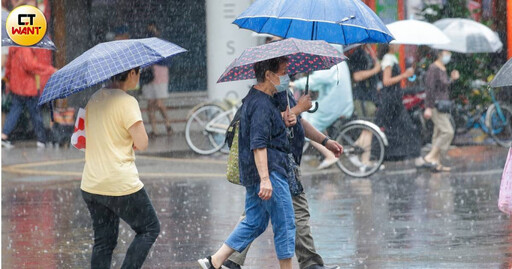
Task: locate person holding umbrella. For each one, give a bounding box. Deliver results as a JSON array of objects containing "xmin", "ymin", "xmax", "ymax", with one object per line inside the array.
[
  {"xmin": 199, "ymin": 56, "xmax": 299, "ymax": 269},
  {"xmin": 223, "ymin": 81, "xmax": 343, "ymax": 269},
  {"xmin": 209, "ymin": 38, "xmax": 344, "ymax": 269},
  {"xmin": 37, "ymin": 37, "xmax": 186, "ymax": 269},
  {"xmin": 423, "ymin": 49, "xmax": 459, "ymax": 172},
  {"xmin": 80, "ymin": 67, "xmax": 161, "ymax": 268}
]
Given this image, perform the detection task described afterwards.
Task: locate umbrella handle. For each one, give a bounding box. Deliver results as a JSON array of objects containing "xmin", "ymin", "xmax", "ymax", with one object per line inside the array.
[
  {"xmin": 307, "ymin": 101, "xmax": 319, "ymax": 113},
  {"xmin": 304, "ymin": 74, "xmax": 318, "ymax": 113}
]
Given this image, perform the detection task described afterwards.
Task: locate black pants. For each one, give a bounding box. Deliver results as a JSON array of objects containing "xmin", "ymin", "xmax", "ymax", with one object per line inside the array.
[{"xmin": 82, "ymin": 188, "xmax": 160, "ymax": 269}]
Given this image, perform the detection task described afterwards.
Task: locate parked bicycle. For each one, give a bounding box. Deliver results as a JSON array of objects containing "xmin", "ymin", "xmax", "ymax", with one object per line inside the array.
[
  {"xmin": 451, "ymin": 85, "xmax": 511, "ymax": 147},
  {"xmin": 185, "ymin": 99, "xmax": 239, "ymax": 155},
  {"xmin": 484, "ymin": 86, "xmax": 512, "ymax": 147}
]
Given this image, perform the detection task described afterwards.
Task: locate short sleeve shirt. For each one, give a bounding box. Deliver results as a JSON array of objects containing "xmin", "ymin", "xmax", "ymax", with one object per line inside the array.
[
  {"xmin": 238, "ymin": 87, "xmax": 289, "ymax": 186},
  {"xmin": 81, "ymin": 88, "xmax": 144, "ymax": 196}
]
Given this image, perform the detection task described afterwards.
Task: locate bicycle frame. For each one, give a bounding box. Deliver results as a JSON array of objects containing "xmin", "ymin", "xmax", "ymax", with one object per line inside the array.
[
  {"xmin": 205, "ymin": 106, "xmax": 237, "ymax": 136},
  {"xmin": 488, "ymin": 87, "xmax": 507, "ymax": 123}
]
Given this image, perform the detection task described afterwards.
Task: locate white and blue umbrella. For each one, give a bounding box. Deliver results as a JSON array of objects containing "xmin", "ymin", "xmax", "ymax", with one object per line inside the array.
[
  {"xmin": 2, "ymin": 10, "xmax": 56, "ymax": 50},
  {"xmin": 233, "ymin": 0, "xmax": 394, "ymax": 45},
  {"xmin": 38, "ymin": 37, "xmax": 186, "ymax": 105}
]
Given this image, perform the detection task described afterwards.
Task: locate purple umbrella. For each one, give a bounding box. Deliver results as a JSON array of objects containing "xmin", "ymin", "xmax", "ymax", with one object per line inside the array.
[{"xmin": 217, "ymin": 38, "xmax": 346, "ymax": 83}]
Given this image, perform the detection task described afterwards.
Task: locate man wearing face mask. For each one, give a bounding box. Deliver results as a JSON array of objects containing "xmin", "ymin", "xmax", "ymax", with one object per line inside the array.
[{"xmin": 423, "ymin": 49, "xmax": 460, "ymax": 172}]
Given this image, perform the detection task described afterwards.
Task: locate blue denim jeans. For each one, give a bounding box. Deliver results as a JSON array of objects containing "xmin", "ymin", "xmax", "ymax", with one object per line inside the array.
[
  {"xmin": 2, "ymin": 94, "xmax": 46, "ymax": 142},
  {"xmin": 225, "ymin": 171, "xmax": 295, "ymax": 260}
]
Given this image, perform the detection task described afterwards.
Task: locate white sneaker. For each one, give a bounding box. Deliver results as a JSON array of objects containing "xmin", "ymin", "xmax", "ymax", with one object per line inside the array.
[
  {"xmin": 2, "ymin": 139, "xmax": 14, "ymax": 149},
  {"xmin": 197, "ymin": 257, "xmax": 229, "ymax": 269},
  {"xmin": 36, "ymin": 141, "xmax": 46, "ymax": 148},
  {"xmin": 348, "ymin": 155, "xmax": 364, "ymax": 167},
  {"xmin": 317, "ymin": 158, "xmax": 338, "ymax": 170}
]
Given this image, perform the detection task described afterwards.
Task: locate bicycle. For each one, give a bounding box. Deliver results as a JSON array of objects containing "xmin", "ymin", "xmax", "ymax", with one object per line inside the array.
[
  {"xmin": 485, "ymin": 87, "xmax": 512, "ymax": 147},
  {"xmin": 302, "ymin": 116, "xmax": 388, "ymax": 178},
  {"xmin": 451, "ymin": 85, "xmax": 511, "ymax": 147},
  {"xmin": 185, "ymin": 99, "xmax": 239, "ymax": 155}
]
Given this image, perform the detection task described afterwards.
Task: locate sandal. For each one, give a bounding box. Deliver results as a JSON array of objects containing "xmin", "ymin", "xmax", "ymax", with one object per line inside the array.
[
  {"xmin": 166, "ymin": 125, "xmax": 173, "ymax": 136},
  {"xmin": 433, "ymin": 164, "xmax": 451, "ymax": 173},
  {"xmin": 416, "ymin": 157, "xmax": 437, "ymax": 170},
  {"xmin": 148, "ymin": 132, "xmax": 157, "ymax": 138}
]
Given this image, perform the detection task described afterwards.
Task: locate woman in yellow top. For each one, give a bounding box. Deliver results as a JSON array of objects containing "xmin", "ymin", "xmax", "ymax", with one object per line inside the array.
[{"xmin": 81, "ymin": 67, "xmax": 160, "ymax": 269}]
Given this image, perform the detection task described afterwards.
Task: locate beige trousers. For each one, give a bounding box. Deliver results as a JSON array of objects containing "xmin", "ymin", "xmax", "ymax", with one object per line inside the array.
[{"xmin": 431, "ymin": 108, "xmax": 454, "ymax": 151}]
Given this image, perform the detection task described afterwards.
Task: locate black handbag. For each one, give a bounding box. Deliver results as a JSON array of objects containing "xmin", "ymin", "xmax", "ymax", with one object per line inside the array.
[{"xmin": 435, "ymin": 100, "xmax": 453, "ymax": 113}]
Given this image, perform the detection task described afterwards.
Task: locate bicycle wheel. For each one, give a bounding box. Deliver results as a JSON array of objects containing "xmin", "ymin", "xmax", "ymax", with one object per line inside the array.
[
  {"xmin": 485, "ymin": 104, "xmax": 512, "ymax": 147},
  {"xmin": 185, "ymin": 105, "xmax": 228, "ymax": 155},
  {"xmin": 335, "ymin": 121, "xmax": 386, "ymax": 178}
]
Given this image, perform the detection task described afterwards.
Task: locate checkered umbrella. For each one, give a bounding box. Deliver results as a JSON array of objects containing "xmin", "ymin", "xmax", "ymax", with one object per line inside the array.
[
  {"xmin": 38, "ymin": 37, "xmax": 186, "ymax": 105},
  {"xmin": 217, "ymin": 38, "xmax": 346, "ymax": 83}
]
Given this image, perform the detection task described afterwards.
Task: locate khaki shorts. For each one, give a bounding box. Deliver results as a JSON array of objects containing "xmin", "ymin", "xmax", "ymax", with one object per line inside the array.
[{"xmin": 142, "ymin": 83, "xmax": 169, "ymax": 100}]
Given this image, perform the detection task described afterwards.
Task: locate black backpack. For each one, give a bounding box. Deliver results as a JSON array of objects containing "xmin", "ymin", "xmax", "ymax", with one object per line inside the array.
[{"xmin": 225, "ymin": 108, "xmax": 242, "ymax": 148}]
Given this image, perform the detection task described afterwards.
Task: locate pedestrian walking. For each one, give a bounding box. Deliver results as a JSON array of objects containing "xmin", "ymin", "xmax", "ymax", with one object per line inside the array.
[
  {"xmin": 223, "ymin": 88, "xmax": 343, "ymax": 269},
  {"xmin": 141, "ymin": 22, "xmax": 173, "ymax": 137},
  {"xmin": 2, "ymin": 47, "xmax": 56, "ymax": 148},
  {"xmin": 198, "ymin": 57, "xmax": 296, "ymax": 269},
  {"xmin": 81, "ymin": 67, "xmax": 160, "ymax": 269},
  {"xmin": 423, "ymin": 49, "xmax": 459, "ymax": 172},
  {"xmin": 375, "ymin": 44, "xmax": 430, "ymax": 168}
]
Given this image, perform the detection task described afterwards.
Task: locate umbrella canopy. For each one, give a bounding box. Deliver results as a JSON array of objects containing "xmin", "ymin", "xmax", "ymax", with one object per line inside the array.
[
  {"xmin": 490, "ymin": 58, "xmax": 512, "ymax": 88},
  {"xmin": 386, "ymin": 19, "xmax": 450, "ymax": 45},
  {"xmin": 217, "ymin": 38, "xmax": 346, "ymax": 83},
  {"xmin": 2, "ymin": 10, "xmax": 56, "ymax": 50},
  {"xmin": 431, "ymin": 18, "xmax": 503, "ymax": 53},
  {"xmin": 39, "ymin": 38, "xmax": 186, "ymax": 105},
  {"xmin": 233, "ymin": 0, "xmax": 394, "ymax": 45}
]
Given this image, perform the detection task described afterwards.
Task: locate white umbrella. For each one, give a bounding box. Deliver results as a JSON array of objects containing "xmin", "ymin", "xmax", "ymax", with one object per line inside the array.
[
  {"xmin": 387, "ymin": 20, "xmax": 451, "ymax": 45},
  {"xmin": 431, "ymin": 18, "xmax": 503, "ymax": 53}
]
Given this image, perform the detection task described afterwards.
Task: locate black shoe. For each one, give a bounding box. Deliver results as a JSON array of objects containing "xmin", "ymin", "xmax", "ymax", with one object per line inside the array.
[
  {"xmin": 198, "ymin": 256, "xmax": 228, "ymax": 269},
  {"xmin": 304, "ymin": 265, "xmax": 341, "ymax": 269},
  {"xmin": 223, "ymin": 260, "xmax": 242, "ymax": 269}
]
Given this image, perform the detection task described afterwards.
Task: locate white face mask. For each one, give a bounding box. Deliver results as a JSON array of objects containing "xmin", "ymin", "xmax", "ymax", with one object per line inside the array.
[{"xmin": 442, "ymin": 54, "xmax": 451, "ymax": 65}]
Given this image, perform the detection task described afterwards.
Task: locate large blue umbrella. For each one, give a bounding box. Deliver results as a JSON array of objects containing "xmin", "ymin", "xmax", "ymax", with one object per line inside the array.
[
  {"xmin": 2, "ymin": 10, "xmax": 56, "ymax": 50},
  {"xmin": 39, "ymin": 37, "xmax": 186, "ymax": 105},
  {"xmin": 233, "ymin": 0, "xmax": 394, "ymax": 45}
]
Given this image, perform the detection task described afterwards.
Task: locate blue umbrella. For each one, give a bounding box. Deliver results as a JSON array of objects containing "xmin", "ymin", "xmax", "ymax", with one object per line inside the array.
[
  {"xmin": 233, "ymin": 0, "xmax": 394, "ymax": 45},
  {"xmin": 2, "ymin": 10, "xmax": 56, "ymax": 50},
  {"xmin": 38, "ymin": 37, "xmax": 186, "ymax": 105}
]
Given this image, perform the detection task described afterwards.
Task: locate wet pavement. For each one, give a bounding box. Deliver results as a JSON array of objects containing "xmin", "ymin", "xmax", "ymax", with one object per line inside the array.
[{"xmin": 2, "ymin": 140, "xmax": 511, "ymax": 269}]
